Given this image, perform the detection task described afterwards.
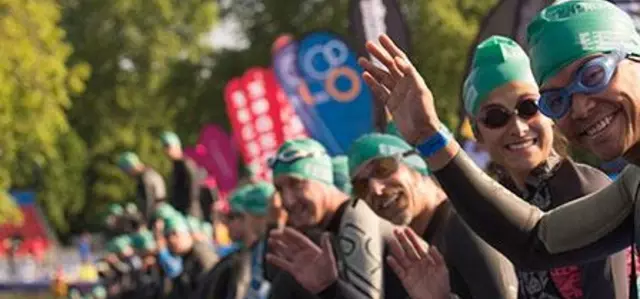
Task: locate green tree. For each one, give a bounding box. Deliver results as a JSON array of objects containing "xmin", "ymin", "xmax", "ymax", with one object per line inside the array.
[
  {"xmin": 405, "ymin": 0, "xmax": 497, "ymax": 130},
  {"xmin": 0, "ymin": 191, "xmax": 23, "ymax": 225},
  {"xmin": 0, "ymin": 0, "xmax": 88, "ymax": 190},
  {"xmin": 38, "ymin": 131, "xmax": 88, "ymax": 233},
  {"xmin": 60, "ymin": 0, "xmax": 218, "ymax": 230},
  {"xmin": 0, "ymin": 0, "xmax": 89, "ymax": 235}
]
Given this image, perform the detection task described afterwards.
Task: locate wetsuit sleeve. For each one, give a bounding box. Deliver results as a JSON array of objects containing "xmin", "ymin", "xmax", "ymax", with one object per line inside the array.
[
  {"xmin": 185, "ymin": 159, "xmax": 203, "ymax": 218},
  {"xmin": 267, "ymin": 271, "xmax": 331, "ymax": 299},
  {"xmin": 144, "ymin": 171, "xmax": 167, "ymax": 203},
  {"xmin": 315, "ymin": 280, "xmax": 385, "ymax": 299},
  {"xmin": 196, "ymin": 255, "xmax": 235, "ymax": 299},
  {"xmin": 434, "ymin": 150, "xmax": 639, "ymax": 268},
  {"xmin": 445, "ymin": 216, "xmax": 518, "ymax": 299},
  {"xmin": 193, "ymin": 241, "xmax": 219, "ymax": 275},
  {"xmin": 169, "ymin": 159, "xmax": 188, "ymax": 211},
  {"xmin": 579, "ymin": 251, "xmax": 628, "ymax": 299},
  {"xmin": 169, "ymin": 159, "xmax": 202, "ymax": 218},
  {"xmin": 316, "ymin": 282, "xmax": 339, "ymax": 299}
]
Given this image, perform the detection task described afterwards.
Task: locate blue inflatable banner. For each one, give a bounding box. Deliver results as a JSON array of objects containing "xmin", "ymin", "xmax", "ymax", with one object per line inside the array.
[
  {"xmin": 272, "ymin": 36, "xmax": 342, "ymax": 154},
  {"xmin": 296, "ymin": 31, "xmax": 374, "ymax": 154}
]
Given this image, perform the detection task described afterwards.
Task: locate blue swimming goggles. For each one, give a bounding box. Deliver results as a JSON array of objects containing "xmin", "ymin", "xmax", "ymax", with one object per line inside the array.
[{"xmin": 538, "ymin": 50, "xmax": 639, "ymax": 119}]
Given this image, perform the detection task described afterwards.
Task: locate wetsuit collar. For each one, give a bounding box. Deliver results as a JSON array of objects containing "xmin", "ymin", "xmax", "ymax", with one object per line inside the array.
[{"xmin": 422, "ymin": 200, "xmax": 453, "ymax": 243}]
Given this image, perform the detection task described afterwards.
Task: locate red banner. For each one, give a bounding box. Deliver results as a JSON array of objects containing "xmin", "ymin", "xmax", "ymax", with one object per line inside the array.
[
  {"xmin": 225, "ymin": 68, "xmax": 308, "ymax": 181},
  {"xmin": 268, "ymin": 70, "xmax": 308, "ymax": 140}
]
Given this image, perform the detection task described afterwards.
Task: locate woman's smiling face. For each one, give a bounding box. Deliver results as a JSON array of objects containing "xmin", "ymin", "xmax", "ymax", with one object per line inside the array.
[{"xmin": 476, "ymin": 81, "xmax": 554, "ymax": 174}]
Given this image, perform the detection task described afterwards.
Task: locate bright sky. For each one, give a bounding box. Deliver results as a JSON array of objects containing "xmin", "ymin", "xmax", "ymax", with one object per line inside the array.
[{"xmin": 204, "ymin": 2, "xmax": 249, "ymax": 50}]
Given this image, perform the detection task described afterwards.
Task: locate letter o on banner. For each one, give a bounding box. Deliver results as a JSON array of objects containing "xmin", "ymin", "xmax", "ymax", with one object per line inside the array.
[
  {"xmin": 302, "ymin": 41, "xmax": 350, "ymax": 81},
  {"xmin": 326, "ymin": 66, "xmax": 361, "ymax": 102}
]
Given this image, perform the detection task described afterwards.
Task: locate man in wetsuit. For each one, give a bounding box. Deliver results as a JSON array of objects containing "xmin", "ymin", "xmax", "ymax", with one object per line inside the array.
[
  {"xmin": 199, "ymin": 182, "xmax": 275, "ymax": 299},
  {"xmin": 196, "ymin": 185, "xmax": 249, "ymax": 299},
  {"xmin": 264, "ymin": 139, "xmax": 350, "ymax": 298},
  {"xmin": 265, "ymin": 138, "xmax": 415, "ymax": 299},
  {"xmin": 118, "ymin": 152, "xmax": 166, "ymax": 220},
  {"xmin": 162, "ymin": 131, "xmax": 212, "ymax": 220},
  {"xmin": 130, "ymin": 230, "xmax": 167, "ymax": 299},
  {"xmin": 347, "ymin": 132, "xmax": 518, "ymax": 298},
  {"xmin": 103, "ymin": 235, "xmax": 140, "ymax": 298},
  {"xmin": 163, "ymin": 215, "xmax": 218, "ymax": 298},
  {"xmin": 257, "ymin": 138, "xmax": 346, "ymax": 297}
]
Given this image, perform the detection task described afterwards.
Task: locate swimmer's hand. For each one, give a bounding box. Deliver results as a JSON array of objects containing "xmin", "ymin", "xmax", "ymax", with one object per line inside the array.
[
  {"xmin": 266, "ymin": 228, "xmax": 338, "ymax": 294},
  {"xmin": 387, "ymin": 227, "xmax": 451, "ymax": 299},
  {"xmin": 359, "ymin": 34, "xmax": 441, "ymax": 145}
]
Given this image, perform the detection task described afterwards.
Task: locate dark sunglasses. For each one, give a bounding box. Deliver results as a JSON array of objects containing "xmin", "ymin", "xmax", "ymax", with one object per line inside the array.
[
  {"xmin": 477, "ymin": 99, "xmax": 539, "ymax": 129},
  {"xmin": 351, "ymin": 151, "xmax": 418, "ymax": 198}
]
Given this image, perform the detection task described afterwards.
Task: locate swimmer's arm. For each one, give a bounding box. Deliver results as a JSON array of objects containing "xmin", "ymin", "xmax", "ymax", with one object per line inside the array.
[
  {"xmin": 433, "ymin": 149, "xmax": 637, "ymax": 268},
  {"xmin": 446, "ymin": 218, "xmax": 518, "ymax": 299}
]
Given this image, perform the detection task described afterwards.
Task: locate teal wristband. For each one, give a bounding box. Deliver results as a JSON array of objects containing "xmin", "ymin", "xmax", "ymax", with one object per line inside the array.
[{"xmin": 416, "ymin": 125, "xmax": 451, "ymax": 157}]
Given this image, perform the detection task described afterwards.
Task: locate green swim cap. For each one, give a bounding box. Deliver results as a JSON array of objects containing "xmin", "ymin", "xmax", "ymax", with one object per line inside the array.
[
  {"xmin": 229, "ymin": 182, "xmax": 274, "ymax": 215},
  {"xmin": 153, "ymin": 202, "xmax": 178, "ymax": 221},
  {"xmin": 186, "ymin": 215, "xmax": 202, "ymax": 233},
  {"xmin": 161, "ymin": 131, "xmax": 181, "ymax": 147},
  {"xmin": 528, "ymin": 0, "xmax": 640, "ymax": 85},
  {"xmin": 463, "ymin": 36, "xmax": 536, "ymax": 116},
  {"xmin": 125, "ymin": 202, "xmax": 138, "ymax": 214},
  {"xmin": 229, "ymin": 185, "xmax": 252, "ymax": 213},
  {"xmin": 107, "ymin": 203, "xmax": 123, "ymax": 216},
  {"xmin": 348, "ymin": 133, "xmax": 429, "ymax": 177},
  {"xmin": 270, "ymin": 138, "xmax": 333, "ymax": 186},
  {"xmin": 331, "ymin": 156, "xmax": 352, "ymax": 194},
  {"xmin": 68, "ymin": 289, "xmax": 81, "ymax": 298},
  {"xmin": 92, "ymin": 286, "xmax": 107, "ymax": 299},
  {"xmin": 107, "ymin": 235, "xmax": 132, "ymax": 254},
  {"xmin": 131, "ymin": 230, "xmax": 156, "ymax": 251},
  {"xmin": 117, "ymin": 152, "xmax": 141, "ymax": 170},
  {"xmin": 164, "ymin": 216, "xmax": 190, "ymax": 235},
  {"xmin": 242, "ymin": 182, "xmax": 275, "ymax": 215}
]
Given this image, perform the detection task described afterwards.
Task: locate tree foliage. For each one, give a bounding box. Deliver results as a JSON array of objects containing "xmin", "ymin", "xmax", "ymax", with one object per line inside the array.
[
  {"xmin": 0, "ymin": 0, "xmax": 88, "ymax": 190},
  {"xmin": 405, "ymin": 0, "xmax": 496, "ymax": 129},
  {"xmin": 0, "ymin": 191, "xmax": 23, "ymax": 226},
  {"xmin": 58, "ymin": 0, "xmax": 218, "ymax": 232},
  {"xmin": 38, "ymin": 130, "xmax": 88, "ymax": 233}
]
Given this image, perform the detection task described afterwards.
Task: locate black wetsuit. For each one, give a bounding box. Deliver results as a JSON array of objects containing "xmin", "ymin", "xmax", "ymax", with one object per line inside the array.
[
  {"xmin": 432, "ymin": 149, "xmax": 640, "ymax": 297},
  {"xmin": 270, "ymin": 198, "xmax": 517, "ymax": 298},
  {"xmin": 169, "ymin": 158, "xmax": 203, "ymax": 218}
]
